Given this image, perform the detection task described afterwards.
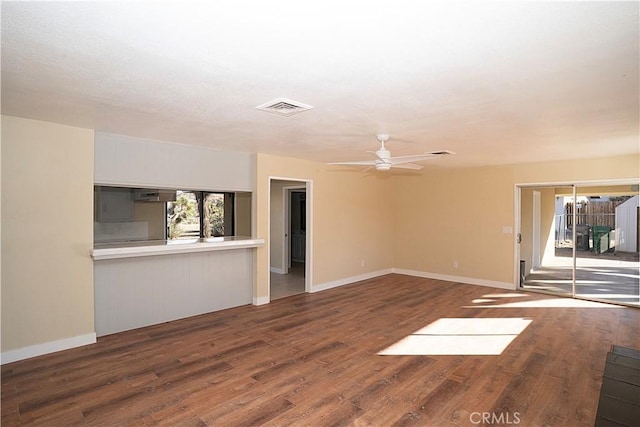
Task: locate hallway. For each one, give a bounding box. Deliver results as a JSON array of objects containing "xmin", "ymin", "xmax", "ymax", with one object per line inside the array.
[{"xmin": 270, "ymin": 262, "xmax": 305, "ymax": 300}]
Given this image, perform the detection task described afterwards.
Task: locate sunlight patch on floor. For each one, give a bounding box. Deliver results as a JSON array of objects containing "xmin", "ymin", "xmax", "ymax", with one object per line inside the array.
[{"xmin": 378, "ymin": 318, "xmax": 531, "ymax": 356}]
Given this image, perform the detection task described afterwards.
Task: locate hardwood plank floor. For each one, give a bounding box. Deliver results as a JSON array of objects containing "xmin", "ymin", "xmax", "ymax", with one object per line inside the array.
[{"xmin": 2, "ymin": 274, "xmax": 639, "ymax": 426}]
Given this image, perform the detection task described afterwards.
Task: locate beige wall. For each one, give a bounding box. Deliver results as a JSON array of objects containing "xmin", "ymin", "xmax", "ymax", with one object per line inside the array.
[
  {"xmin": 392, "ymin": 154, "xmax": 640, "ymax": 286},
  {"xmin": 0, "ymin": 115, "xmax": 2, "ymax": 351},
  {"xmin": 539, "ymin": 188, "xmax": 558, "ymax": 265},
  {"xmin": 256, "ymin": 154, "xmax": 395, "ymax": 299},
  {"xmin": 392, "ymin": 166, "xmax": 516, "ymax": 284},
  {"xmin": 512, "ymin": 155, "xmax": 640, "ymax": 184},
  {"xmin": 1, "ymin": 116, "xmax": 95, "ymax": 352},
  {"xmin": 519, "ymin": 187, "xmax": 557, "ymax": 271},
  {"xmin": 235, "ymin": 192, "xmax": 252, "ymax": 237}
]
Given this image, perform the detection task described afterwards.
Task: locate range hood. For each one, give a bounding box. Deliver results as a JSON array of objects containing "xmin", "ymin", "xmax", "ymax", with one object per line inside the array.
[{"xmin": 133, "ymin": 189, "xmax": 177, "ymax": 202}]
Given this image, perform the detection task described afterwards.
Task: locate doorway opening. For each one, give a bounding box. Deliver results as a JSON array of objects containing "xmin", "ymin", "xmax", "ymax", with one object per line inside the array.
[
  {"xmin": 269, "ymin": 178, "xmax": 312, "ymax": 300},
  {"xmin": 516, "ymin": 181, "xmax": 639, "ymax": 306}
]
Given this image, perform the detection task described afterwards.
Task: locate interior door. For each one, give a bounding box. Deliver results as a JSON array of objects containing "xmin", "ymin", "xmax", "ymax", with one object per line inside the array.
[{"xmin": 290, "ymin": 191, "xmax": 306, "ymax": 265}]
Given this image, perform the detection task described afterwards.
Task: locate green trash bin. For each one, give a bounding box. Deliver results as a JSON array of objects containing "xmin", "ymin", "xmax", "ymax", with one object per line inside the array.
[{"xmin": 592, "ymin": 225, "xmax": 612, "ymax": 253}]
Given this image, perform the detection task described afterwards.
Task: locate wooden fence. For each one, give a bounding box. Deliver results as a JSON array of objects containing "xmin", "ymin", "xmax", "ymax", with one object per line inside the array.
[{"xmin": 565, "ymin": 200, "xmax": 623, "ymax": 228}]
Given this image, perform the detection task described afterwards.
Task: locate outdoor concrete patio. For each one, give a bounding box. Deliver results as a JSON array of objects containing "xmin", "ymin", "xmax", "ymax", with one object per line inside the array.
[{"xmin": 523, "ymin": 249, "xmax": 640, "ymax": 306}]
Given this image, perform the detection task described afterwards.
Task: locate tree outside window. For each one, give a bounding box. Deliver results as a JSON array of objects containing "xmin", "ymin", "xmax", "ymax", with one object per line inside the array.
[
  {"xmin": 204, "ymin": 193, "xmax": 225, "ymax": 237},
  {"xmin": 167, "ymin": 191, "xmax": 231, "ymax": 240},
  {"xmin": 167, "ymin": 191, "xmax": 199, "ymax": 239}
]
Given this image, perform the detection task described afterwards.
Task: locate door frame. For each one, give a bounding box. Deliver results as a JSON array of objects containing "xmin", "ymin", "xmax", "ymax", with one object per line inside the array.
[
  {"xmin": 532, "ymin": 190, "xmax": 541, "ymax": 270},
  {"xmin": 268, "ymin": 177, "xmax": 313, "ymax": 299}
]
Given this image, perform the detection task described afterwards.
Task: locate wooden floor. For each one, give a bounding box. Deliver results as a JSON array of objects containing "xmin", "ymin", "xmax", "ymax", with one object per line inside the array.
[{"xmin": 3, "ymin": 274, "xmax": 640, "ymax": 426}]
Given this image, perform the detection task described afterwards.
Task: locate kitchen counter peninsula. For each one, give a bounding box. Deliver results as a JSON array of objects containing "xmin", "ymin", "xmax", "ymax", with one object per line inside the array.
[
  {"xmin": 92, "ymin": 236, "xmax": 264, "ymax": 260},
  {"xmin": 92, "ymin": 236, "xmax": 263, "ymax": 336}
]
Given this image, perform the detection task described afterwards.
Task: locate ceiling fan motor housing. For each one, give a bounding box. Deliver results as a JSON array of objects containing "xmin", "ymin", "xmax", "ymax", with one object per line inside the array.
[{"xmin": 376, "ymin": 147, "xmax": 391, "ymax": 159}]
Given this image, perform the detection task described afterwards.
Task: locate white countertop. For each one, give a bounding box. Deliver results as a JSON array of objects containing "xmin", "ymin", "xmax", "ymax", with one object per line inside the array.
[{"xmin": 92, "ymin": 236, "xmax": 264, "ymax": 260}]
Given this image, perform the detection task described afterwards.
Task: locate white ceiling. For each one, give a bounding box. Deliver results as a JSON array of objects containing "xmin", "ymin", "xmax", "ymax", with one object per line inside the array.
[{"xmin": 2, "ymin": 1, "xmax": 638, "ymax": 169}]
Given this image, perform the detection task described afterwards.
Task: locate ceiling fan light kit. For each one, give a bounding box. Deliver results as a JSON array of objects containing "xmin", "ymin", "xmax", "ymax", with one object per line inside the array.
[{"xmin": 327, "ymin": 134, "xmax": 454, "ymax": 172}]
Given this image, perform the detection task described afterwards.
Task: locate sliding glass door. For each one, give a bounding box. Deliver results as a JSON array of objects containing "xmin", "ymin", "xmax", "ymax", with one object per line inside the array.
[{"xmin": 519, "ymin": 182, "xmax": 639, "ymax": 306}]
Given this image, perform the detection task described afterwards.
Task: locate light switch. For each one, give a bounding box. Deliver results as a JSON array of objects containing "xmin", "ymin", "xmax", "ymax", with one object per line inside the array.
[{"xmin": 502, "ymin": 226, "xmax": 513, "ymax": 234}]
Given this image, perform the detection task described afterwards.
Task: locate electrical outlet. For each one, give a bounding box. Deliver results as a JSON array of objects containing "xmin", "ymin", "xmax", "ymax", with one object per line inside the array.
[
  {"xmin": 361, "ymin": 260, "xmax": 365, "ymax": 267},
  {"xmin": 453, "ymin": 260, "xmax": 459, "ymax": 269}
]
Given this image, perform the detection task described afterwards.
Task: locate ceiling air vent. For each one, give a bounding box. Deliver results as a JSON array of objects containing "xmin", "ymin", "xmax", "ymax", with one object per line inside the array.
[{"xmin": 256, "ymin": 97, "xmax": 313, "ymax": 117}]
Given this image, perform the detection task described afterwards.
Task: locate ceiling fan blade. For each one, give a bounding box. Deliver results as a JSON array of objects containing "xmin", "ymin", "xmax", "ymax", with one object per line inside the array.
[
  {"xmin": 392, "ymin": 162, "xmax": 423, "ymax": 170},
  {"xmin": 327, "ymin": 160, "xmax": 377, "ymax": 166},
  {"xmin": 389, "ymin": 155, "xmax": 439, "ymax": 164},
  {"xmin": 389, "ymin": 151, "xmax": 454, "ymax": 165}
]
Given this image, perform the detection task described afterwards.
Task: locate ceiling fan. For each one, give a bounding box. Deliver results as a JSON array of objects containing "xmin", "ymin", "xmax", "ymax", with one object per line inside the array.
[{"xmin": 328, "ymin": 134, "xmax": 454, "ymax": 171}]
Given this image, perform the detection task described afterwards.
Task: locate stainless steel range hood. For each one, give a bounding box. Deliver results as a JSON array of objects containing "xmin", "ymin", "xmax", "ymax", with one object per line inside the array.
[{"xmin": 133, "ymin": 189, "xmax": 177, "ymax": 202}]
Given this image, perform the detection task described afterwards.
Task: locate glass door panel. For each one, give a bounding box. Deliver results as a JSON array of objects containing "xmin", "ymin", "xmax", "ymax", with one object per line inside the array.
[
  {"xmin": 573, "ymin": 185, "xmax": 639, "ymax": 306},
  {"xmin": 519, "ymin": 185, "xmax": 574, "ymax": 296}
]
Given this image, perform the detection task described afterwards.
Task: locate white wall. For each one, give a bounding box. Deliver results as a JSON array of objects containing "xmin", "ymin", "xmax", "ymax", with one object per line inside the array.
[
  {"xmin": 615, "ymin": 195, "xmax": 639, "ymax": 252},
  {"xmin": 94, "ymin": 249, "xmax": 253, "ymax": 336},
  {"xmin": 94, "ymin": 132, "xmax": 255, "ymax": 191}
]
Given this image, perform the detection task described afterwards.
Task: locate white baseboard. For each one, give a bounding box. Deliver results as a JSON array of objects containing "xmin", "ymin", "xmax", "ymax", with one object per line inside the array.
[
  {"xmin": 1, "ymin": 332, "xmax": 97, "ymax": 365},
  {"xmin": 392, "ymin": 268, "xmax": 514, "ymax": 290},
  {"xmin": 253, "ymin": 295, "xmax": 270, "ymax": 305},
  {"xmin": 270, "ymin": 267, "xmax": 286, "ymax": 274},
  {"xmin": 311, "ymin": 268, "xmax": 393, "ymax": 293}
]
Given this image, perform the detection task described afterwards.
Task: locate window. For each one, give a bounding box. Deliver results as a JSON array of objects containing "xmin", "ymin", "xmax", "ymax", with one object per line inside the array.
[
  {"xmin": 167, "ymin": 191, "xmax": 234, "ymax": 240},
  {"xmin": 167, "ymin": 191, "xmax": 199, "ymax": 239},
  {"xmin": 93, "ymin": 185, "xmax": 250, "ymax": 243}
]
